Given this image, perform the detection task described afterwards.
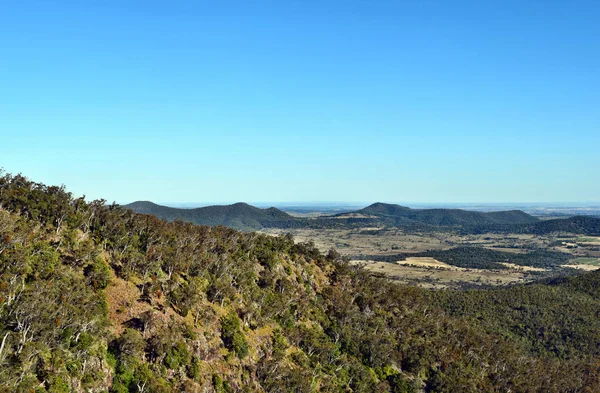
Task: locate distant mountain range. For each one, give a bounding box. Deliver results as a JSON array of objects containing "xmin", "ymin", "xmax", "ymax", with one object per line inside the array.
[
  {"xmin": 126, "ymin": 200, "xmax": 535, "ymax": 228},
  {"xmin": 124, "ymin": 201, "xmax": 600, "ymax": 235}
]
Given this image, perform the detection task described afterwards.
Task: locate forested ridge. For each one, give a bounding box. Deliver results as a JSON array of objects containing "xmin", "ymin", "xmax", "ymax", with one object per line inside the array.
[{"xmin": 2, "ymin": 171, "xmax": 600, "ymax": 392}]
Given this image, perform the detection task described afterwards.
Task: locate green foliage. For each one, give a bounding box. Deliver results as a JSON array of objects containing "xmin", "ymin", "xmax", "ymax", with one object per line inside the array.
[
  {"xmin": 26, "ymin": 242, "xmax": 60, "ymax": 279},
  {"xmin": 113, "ymin": 328, "xmax": 146, "ymax": 360},
  {"xmin": 221, "ymin": 311, "xmax": 248, "ymax": 359},
  {"xmin": 212, "ymin": 374, "xmax": 234, "ymax": 393},
  {"xmin": 186, "ymin": 356, "xmax": 200, "ymax": 380},
  {"xmin": 164, "ymin": 341, "xmax": 189, "ymax": 369},
  {"xmin": 84, "ymin": 256, "xmax": 111, "ymax": 289},
  {"xmin": 433, "ymin": 271, "xmax": 600, "ymax": 358},
  {"xmin": 46, "ymin": 375, "xmax": 70, "ymax": 393},
  {"xmin": 387, "ymin": 373, "xmax": 415, "ymax": 393},
  {"xmin": 272, "ymin": 328, "xmax": 287, "ymax": 359},
  {"xmin": 211, "ymin": 374, "xmax": 234, "ymax": 393}
]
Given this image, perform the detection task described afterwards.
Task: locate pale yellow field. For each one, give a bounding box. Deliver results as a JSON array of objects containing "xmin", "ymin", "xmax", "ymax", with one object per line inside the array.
[
  {"xmin": 259, "ymin": 228, "xmax": 550, "ymax": 258},
  {"xmin": 398, "ymin": 257, "xmax": 459, "ymax": 270},
  {"xmin": 562, "ymin": 264, "xmax": 600, "ymax": 271},
  {"xmin": 352, "ymin": 260, "xmax": 525, "ymax": 289},
  {"xmin": 500, "ymin": 263, "xmax": 547, "ymax": 272}
]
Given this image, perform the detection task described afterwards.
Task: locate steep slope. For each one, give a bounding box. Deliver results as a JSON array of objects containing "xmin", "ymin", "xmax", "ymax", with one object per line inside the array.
[
  {"xmin": 125, "ymin": 201, "xmax": 299, "ymax": 231},
  {"xmin": 3, "ymin": 172, "xmax": 600, "ymax": 392},
  {"xmin": 433, "ymin": 268, "xmax": 600, "ymax": 359}
]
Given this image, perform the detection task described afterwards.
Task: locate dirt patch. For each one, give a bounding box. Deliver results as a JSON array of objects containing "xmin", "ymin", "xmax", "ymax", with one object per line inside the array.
[
  {"xmin": 104, "ymin": 273, "xmax": 151, "ymax": 335},
  {"xmin": 397, "ymin": 257, "xmax": 459, "ymax": 270}
]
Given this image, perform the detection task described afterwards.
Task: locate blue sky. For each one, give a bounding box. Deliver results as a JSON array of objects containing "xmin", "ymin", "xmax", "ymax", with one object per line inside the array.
[{"xmin": 1, "ymin": 0, "xmax": 598, "ymax": 204}]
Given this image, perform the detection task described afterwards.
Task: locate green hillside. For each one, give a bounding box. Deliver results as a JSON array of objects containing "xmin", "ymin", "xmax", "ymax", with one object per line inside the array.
[{"xmin": 2, "ymin": 172, "xmax": 600, "ymax": 392}]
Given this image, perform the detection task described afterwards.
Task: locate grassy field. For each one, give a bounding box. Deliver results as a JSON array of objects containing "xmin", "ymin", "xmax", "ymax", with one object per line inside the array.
[
  {"xmin": 261, "ymin": 227, "xmax": 553, "ymax": 256},
  {"xmin": 351, "ymin": 260, "xmax": 526, "ymax": 289}
]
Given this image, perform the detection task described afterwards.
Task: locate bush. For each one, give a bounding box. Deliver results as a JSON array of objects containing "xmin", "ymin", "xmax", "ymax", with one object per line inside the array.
[
  {"xmin": 84, "ymin": 257, "xmax": 111, "ymax": 290},
  {"xmin": 221, "ymin": 311, "xmax": 248, "ymax": 359},
  {"xmin": 164, "ymin": 341, "xmax": 189, "ymax": 369}
]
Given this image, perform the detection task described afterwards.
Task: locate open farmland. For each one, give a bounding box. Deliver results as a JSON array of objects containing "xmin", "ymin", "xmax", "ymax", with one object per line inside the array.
[
  {"xmin": 351, "ymin": 260, "xmax": 527, "ymax": 289},
  {"xmin": 260, "ymin": 227, "xmax": 600, "ymax": 288}
]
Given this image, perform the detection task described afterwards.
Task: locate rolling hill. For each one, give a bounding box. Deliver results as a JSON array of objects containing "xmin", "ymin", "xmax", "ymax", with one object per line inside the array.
[
  {"xmin": 124, "ymin": 200, "xmax": 544, "ymax": 232},
  {"xmin": 357, "ymin": 202, "xmax": 540, "ymax": 226},
  {"xmin": 125, "ymin": 201, "xmax": 300, "ymax": 231}
]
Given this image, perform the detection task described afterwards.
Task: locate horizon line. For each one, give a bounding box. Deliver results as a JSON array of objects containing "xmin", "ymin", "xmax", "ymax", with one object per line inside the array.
[{"xmin": 124, "ymin": 200, "xmax": 600, "ymax": 207}]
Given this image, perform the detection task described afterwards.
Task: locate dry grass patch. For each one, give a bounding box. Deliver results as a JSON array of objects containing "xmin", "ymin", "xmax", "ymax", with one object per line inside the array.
[
  {"xmin": 353, "ymin": 260, "xmax": 526, "ymax": 289},
  {"xmin": 104, "ymin": 273, "xmax": 151, "ymax": 335},
  {"xmin": 397, "ymin": 257, "xmax": 458, "ymax": 270},
  {"xmin": 563, "ymin": 264, "xmax": 600, "ymax": 271},
  {"xmin": 500, "ymin": 263, "xmax": 547, "ymax": 272}
]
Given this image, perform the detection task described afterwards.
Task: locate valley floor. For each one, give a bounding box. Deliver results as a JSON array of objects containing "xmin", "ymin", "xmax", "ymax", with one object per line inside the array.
[{"xmin": 260, "ymin": 228, "xmax": 600, "ymax": 288}]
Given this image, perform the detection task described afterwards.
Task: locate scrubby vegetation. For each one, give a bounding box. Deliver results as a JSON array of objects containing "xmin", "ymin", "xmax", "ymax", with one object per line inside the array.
[{"xmin": 2, "ymin": 171, "xmax": 600, "ymax": 392}]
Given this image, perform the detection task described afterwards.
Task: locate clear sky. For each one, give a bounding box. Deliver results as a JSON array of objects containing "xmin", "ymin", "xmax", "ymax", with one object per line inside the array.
[{"xmin": 1, "ymin": 0, "xmax": 599, "ymax": 204}]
